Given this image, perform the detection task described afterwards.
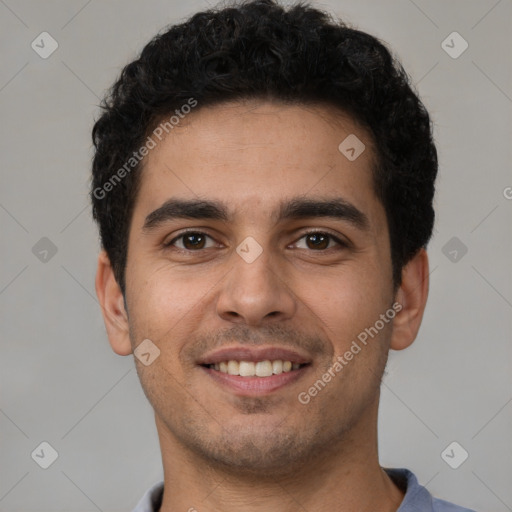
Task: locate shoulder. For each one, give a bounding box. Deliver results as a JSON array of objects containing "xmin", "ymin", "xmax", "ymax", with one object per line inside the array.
[
  {"xmin": 131, "ymin": 481, "xmax": 164, "ymax": 512},
  {"xmin": 432, "ymin": 496, "xmax": 477, "ymax": 512},
  {"xmin": 384, "ymin": 468, "xmax": 477, "ymax": 512}
]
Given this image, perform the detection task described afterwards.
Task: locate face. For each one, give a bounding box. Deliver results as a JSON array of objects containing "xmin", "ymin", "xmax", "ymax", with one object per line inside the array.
[{"xmin": 123, "ymin": 101, "xmax": 396, "ymax": 475}]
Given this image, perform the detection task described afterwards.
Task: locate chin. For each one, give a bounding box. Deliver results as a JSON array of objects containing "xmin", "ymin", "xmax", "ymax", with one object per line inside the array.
[{"xmin": 181, "ymin": 419, "xmax": 329, "ymax": 478}]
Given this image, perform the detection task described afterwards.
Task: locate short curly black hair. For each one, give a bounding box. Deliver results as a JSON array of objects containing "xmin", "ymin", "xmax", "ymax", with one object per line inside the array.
[{"xmin": 91, "ymin": 0, "xmax": 437, "ymax": 295}]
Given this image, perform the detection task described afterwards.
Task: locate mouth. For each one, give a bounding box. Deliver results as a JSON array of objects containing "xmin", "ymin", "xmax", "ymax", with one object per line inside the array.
[
  {"xmin": 202, "ymin": 360, "xmax": 308, "ymax": 376},
  {"xmin": 197, "ymin": 346, "xmax": 313, "ymax": 395}
]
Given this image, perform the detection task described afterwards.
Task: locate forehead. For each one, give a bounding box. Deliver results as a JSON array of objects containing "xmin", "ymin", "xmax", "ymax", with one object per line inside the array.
[{"xmin": 132, "ymin": 100, "xmax": 383, "ymax": 230}]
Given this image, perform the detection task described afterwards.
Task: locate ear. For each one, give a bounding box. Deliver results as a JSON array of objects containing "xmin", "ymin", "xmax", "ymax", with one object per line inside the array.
[
  {"xmin": 390, "ymin": 248, "xmax": 429, "ymax": 351},
  {"xmin": 95, "ymin": 250, "xmax": 132, "ymax": 356}
]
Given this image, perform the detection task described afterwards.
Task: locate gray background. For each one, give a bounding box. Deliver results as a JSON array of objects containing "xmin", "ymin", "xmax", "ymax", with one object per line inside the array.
[{"xmin": 1, "ymin": 0, "xmax": 511, "ymax": 510}]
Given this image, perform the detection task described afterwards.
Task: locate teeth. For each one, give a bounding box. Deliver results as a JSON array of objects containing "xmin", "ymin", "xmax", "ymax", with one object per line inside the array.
[
  {"xmin": 272, "ymin": 360, "xmax": 283, "ymax": 374},
  {"xmin": 239, "ymin": 361, "xmax": 255, "ymax": 377},
  {"xmin": 227, "ymin": 360, "xmax": 239, "ymax": 376},
  {"xmin": 255, "ymin": 360, "xmax": 273, "ymax": 377},
  {"xmin": 209, "ymin": 359, "xmax": 304, "ymax": 377}
]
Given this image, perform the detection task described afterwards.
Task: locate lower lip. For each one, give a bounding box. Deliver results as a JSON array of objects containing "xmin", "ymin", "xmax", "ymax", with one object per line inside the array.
[{"xmin": 201, "ymin": 365, "xmax": 310, "ymax": 395}]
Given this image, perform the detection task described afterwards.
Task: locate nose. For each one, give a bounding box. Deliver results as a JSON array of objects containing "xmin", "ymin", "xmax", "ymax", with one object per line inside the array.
[{"xmin": 216, "ymin": 243, "xmax": 297, "ymax": 327}]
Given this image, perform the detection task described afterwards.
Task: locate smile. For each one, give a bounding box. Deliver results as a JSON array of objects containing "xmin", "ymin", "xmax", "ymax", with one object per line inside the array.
[{"xmin": 204, "ymin": 360, "xmax": 307, "ymax": 377}]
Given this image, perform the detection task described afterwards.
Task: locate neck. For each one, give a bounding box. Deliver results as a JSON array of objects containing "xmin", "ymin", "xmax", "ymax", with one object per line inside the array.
[{"xmin": 155, "ymin": 405, "xmax": 404, "ymax": 512}]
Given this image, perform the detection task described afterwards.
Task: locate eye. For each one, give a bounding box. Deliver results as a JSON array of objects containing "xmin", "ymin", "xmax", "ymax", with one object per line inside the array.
[
  {"xmin": 165, "ymin": 231, "xmax": 217, "ymax": 251},
  {"xmin": 164, "ymin": 230, "xmax": 348, "ymax": 253},
  {"xmin": 293, "ymin": 231, "xmax": 347, "ymax": 251}
]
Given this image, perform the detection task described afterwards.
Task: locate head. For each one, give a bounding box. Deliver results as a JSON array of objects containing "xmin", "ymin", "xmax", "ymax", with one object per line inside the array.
[{"xmin": 93, "ymin": 0, "xmax": 436, "ymax": 476}]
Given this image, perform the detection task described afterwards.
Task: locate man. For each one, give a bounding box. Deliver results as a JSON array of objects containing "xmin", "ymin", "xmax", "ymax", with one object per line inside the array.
[{"xmin": 91, "ymin": 1, "xmax": 476, "ymax": 510}]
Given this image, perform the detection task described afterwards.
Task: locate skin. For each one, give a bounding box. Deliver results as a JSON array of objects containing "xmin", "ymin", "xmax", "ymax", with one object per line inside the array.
[{"xmin": 96, "ymin": 100, "xmax": 429, "ymax": 512}]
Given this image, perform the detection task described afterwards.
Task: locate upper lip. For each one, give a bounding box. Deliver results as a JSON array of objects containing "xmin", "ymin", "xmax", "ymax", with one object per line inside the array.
[{"xmin": 197, "ymin": 346, "xmax": 312, "ymax": 365}]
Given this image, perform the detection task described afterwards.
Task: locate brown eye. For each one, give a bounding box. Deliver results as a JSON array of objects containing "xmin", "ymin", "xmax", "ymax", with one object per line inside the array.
[
  {"xmin": 305, "ymin": 232, "xmax": 330, "ymax": 250},
  {"xmin": 182, "ymin": 233, "xmax": 206, "ymax": 250},
  {"xmin": 294, "ymin": 231, "xmax": 346, "ymax": 251},
  {"xmin": 166, "ymin": 231, "xmax": 215, "ymax": 251}
]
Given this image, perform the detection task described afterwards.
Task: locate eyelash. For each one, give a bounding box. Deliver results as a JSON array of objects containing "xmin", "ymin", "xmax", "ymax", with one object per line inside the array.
[{"xmin": 164, "ymin": 229, "xmax": 348, "ymax": 253}]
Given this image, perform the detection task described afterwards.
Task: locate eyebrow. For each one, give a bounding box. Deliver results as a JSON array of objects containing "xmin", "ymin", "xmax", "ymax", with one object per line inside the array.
[{"xmin": 142, "ymin": 196, "xmax": 370, "ymax": 232}]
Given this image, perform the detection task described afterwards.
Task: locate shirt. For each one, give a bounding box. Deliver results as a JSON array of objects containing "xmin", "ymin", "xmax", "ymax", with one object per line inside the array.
[{"xmin": 132, "ymin": 467, "xmax": 477, "ymax": 512}]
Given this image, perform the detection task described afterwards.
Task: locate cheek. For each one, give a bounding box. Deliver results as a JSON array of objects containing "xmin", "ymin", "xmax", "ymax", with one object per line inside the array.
[
  {"xmin": 125, "ymin": 259, "xmax": 220, "ymax": 352},
  {"xmin": 303, "ymin": 268, "xmax": 393, "ymax": 397},
  {"xmin": 307, "ymin": 263, "xmax": 389, "ymax": 337},
  {"xmin": 306, "ymin": 272, "xmax": 393, "ymax": 403}
]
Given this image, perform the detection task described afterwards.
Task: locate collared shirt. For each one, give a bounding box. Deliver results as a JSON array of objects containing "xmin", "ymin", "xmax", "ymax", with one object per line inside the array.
[{"xmin": 132, "ymin": 468, "xmax": 477, "ymax": 512}]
